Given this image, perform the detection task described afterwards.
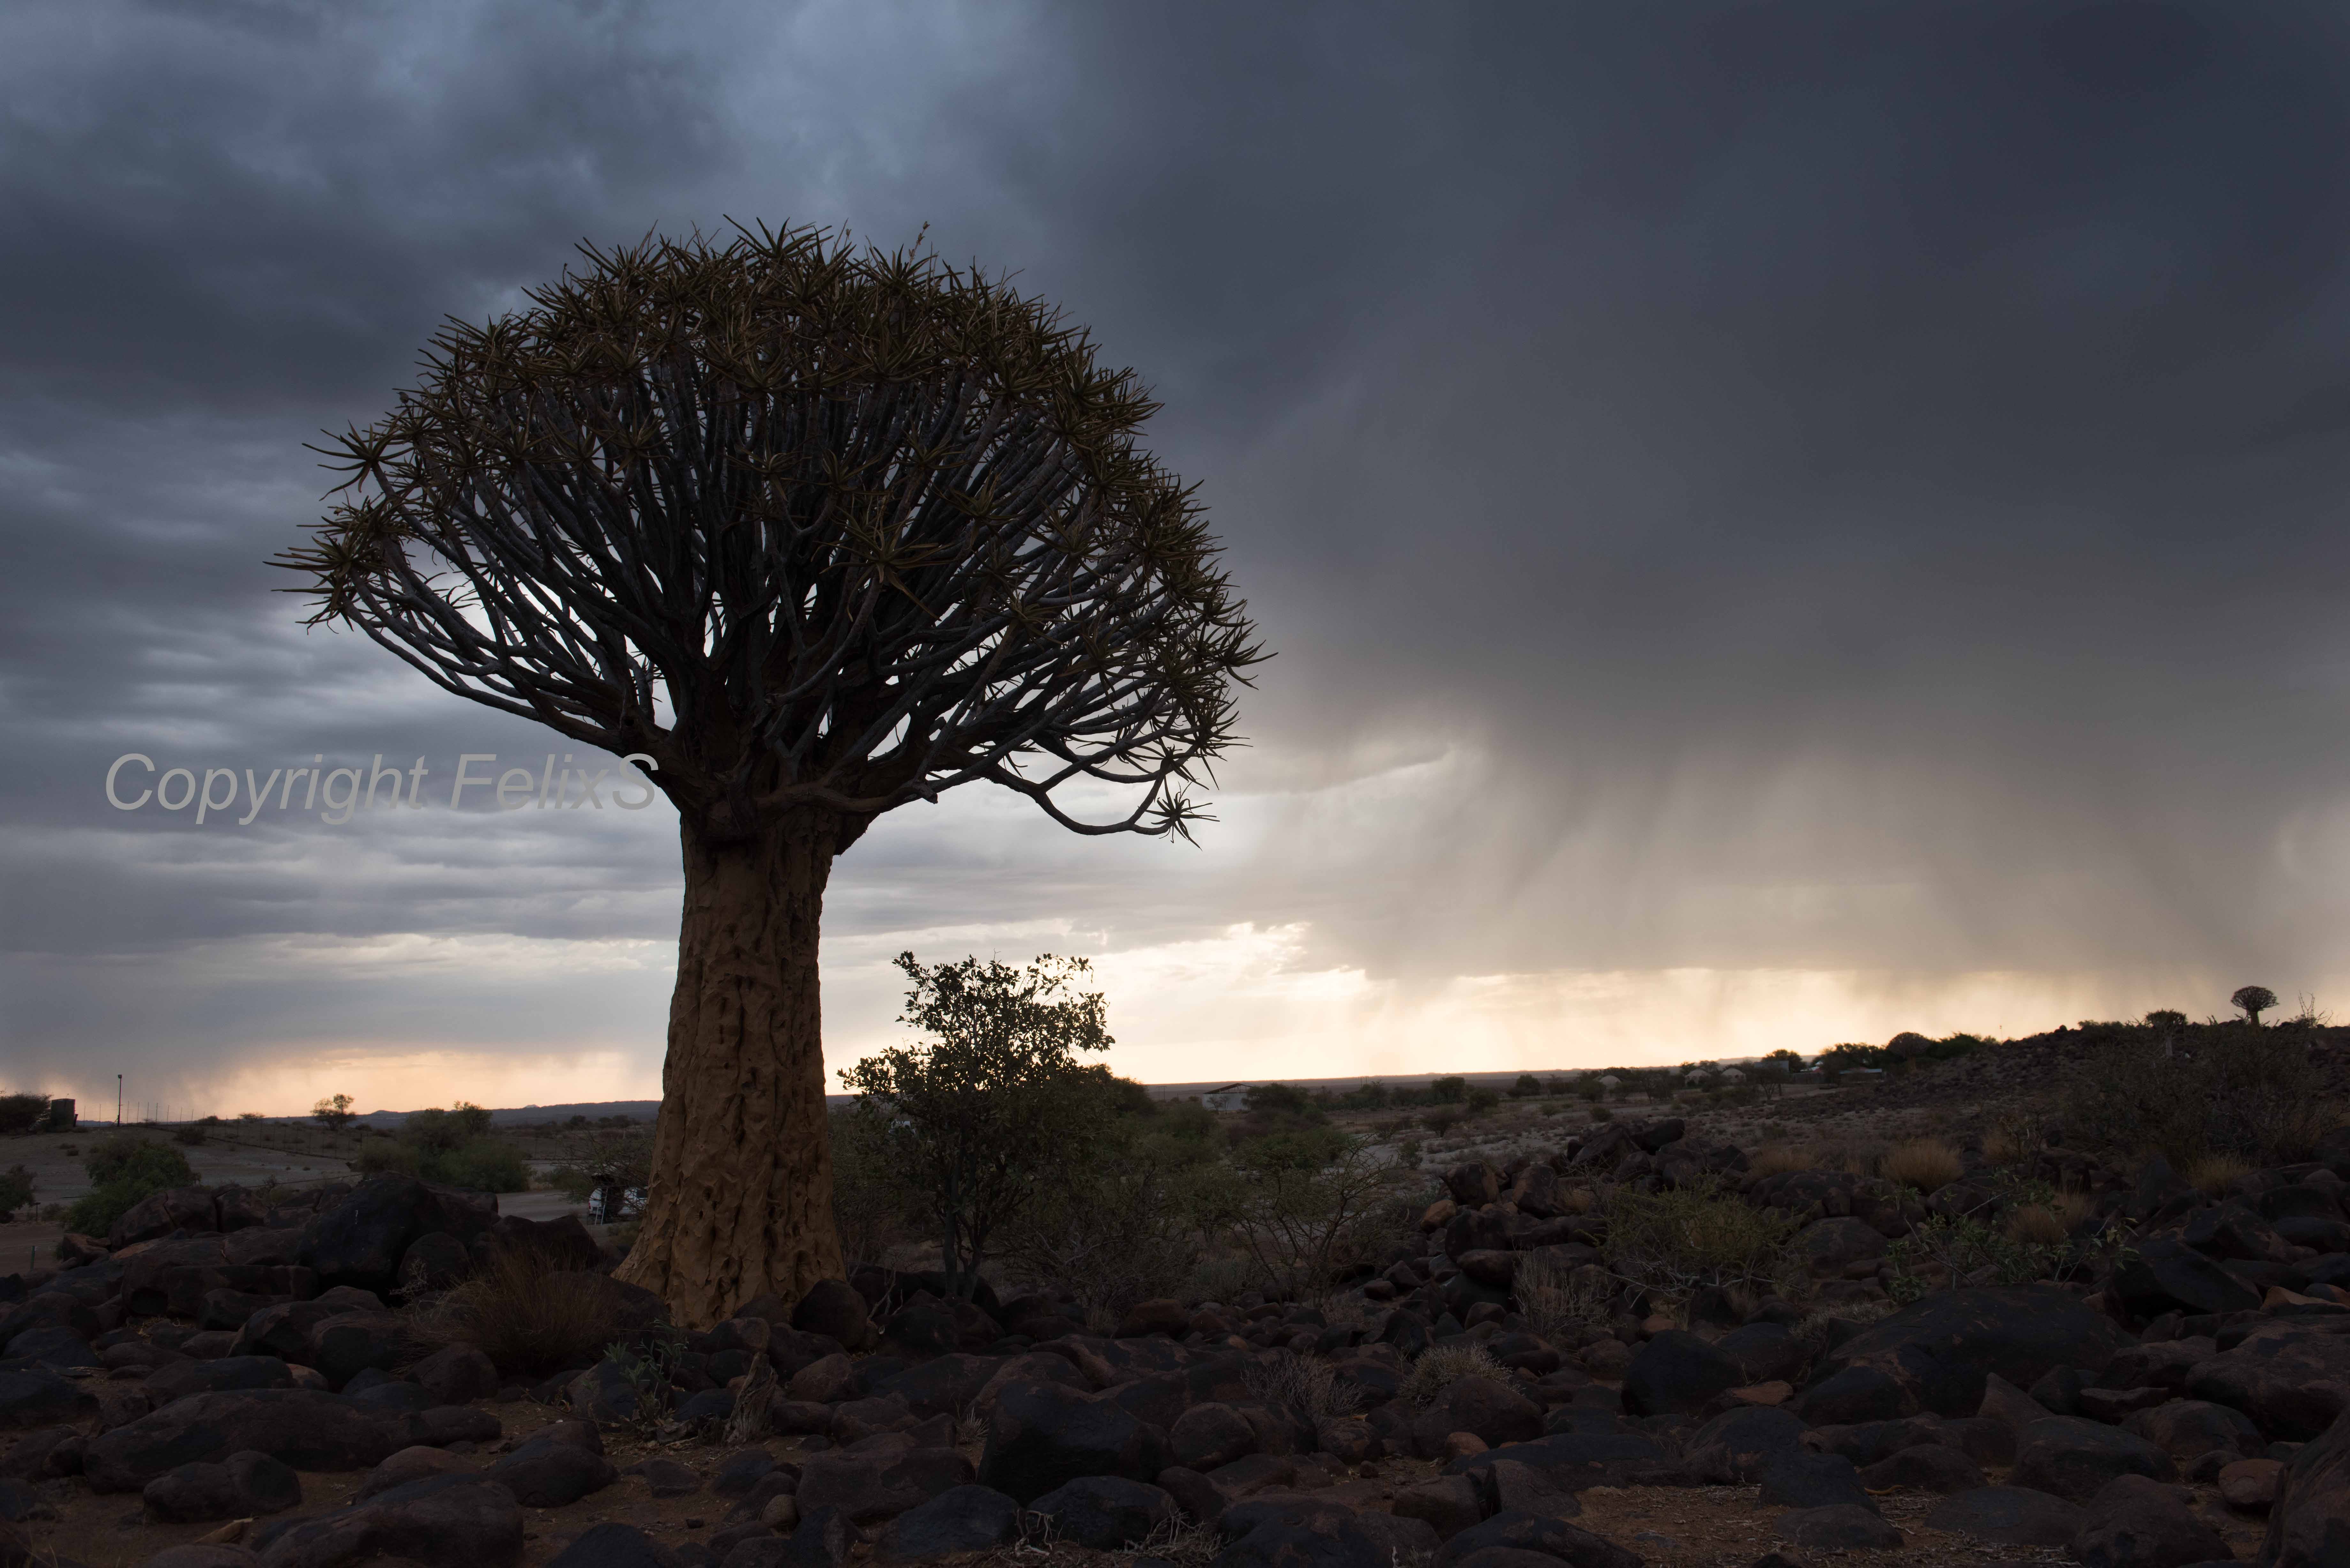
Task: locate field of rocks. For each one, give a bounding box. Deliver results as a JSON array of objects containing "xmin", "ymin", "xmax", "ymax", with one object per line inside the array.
[{"xmin": 8, "ymin": 1024, "xmax": 2350, "ymax": 1568}]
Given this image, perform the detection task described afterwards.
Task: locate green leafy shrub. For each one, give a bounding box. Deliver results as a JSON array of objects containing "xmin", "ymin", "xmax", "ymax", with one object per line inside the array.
[
  {"xmin": 64, "ymin": 1135, "xmax": 197, "ymax": 1235},
  {"xmin": 0, "ymin": 1093, "xmax": 49, "ymax": 1135},
  {"xmin": 355, "ymin": 1125, "xmax": 528, "ymax": 1191},
  {"xmin": 434, "ymin": 1138, "xmax": 529, "ymax": 1193},
  {"xmin": 841, "ymin": 952, "xmax": 1117, "ymax": 1298},
  {"xmin": 1428, "ymin": 1076, "xmax": 1467, "ymax": 1104},
  {"xmin": 1884, "ymin": 1215, "xmax": 2059, "ymax": 1302},
  {"xmin": 1465, "ymin": 1088, "xmax": 1500, "ymax": 1115},
  {"xmin": 1599, "ymin": 1178, "xmax": 1798, "ymax": 1299},
  {"xmin": 827, "ymin": 1104, "xmax": 916, "ymax": 1265},
  {"xmin": 0, "ymin": 1165, "xmax": 34, "ymax": 1219}
]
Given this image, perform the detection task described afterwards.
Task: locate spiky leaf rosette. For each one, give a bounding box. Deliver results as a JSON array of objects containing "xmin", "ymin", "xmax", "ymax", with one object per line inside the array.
[{"xmin": 276, "ymin": 223, "xmax": 1262, "ymax": 841}]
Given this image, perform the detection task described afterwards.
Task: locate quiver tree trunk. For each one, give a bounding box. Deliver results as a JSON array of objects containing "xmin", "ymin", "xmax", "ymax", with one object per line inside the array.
[{"xmin": 613, "ymin": 808, "xmax": 845, "ymax": 1328}]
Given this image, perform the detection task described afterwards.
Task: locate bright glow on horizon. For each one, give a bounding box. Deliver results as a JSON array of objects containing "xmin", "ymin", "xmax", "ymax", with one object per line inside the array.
[{"xmin": 29, "ymin": 918, "xmax": 2259, "ymax": 1115}]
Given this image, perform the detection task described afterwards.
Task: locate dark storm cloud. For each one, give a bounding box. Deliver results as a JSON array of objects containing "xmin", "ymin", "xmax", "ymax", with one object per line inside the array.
[{"xmin": 7, "ymin": 0, "xmax": 2350, "ymax": 1097}]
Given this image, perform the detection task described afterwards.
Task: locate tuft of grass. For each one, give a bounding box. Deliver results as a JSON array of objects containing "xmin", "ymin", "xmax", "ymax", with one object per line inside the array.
[
  {"xmin": 403, "ymin": 1246, "xmax": 642, "ymax": 1378},
  {"xmin": 1747, "ymin": 1144, "xmax": 1816, "ymax": 1178},
  {"xmin": 723, "ymin": 1354, "xmax": 777, "ymax": 1444},
  {"xmin": 2187, "ymin": 1153, "xmax": 2254, "ymax": 1197},
  {"xmin": 2005, "ymin": 1204, "xmax": 2068, "ymax": 1246},
  {"xmin": 1514, "ymin": 1251, "xmax": 1611, "ymax": 1344},
  {"xmin": 1399, "ymin": 1342, "xmax": 1507, "ymax": 1407},
  {"xmin": 1244, "ymin": 1351, "xmax": 1363, "ymax": 1442},
  {"xmin": 1880, "ymin": 1138, "xmax": 1964, "ymax": 1193},
  {"xmin": 1559, "ymin": 1187, "xmax": 1596, "ymax": 1216}
]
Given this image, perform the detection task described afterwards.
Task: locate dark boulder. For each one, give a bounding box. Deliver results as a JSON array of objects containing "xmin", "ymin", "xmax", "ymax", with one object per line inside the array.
[
  {"xmin": 2011, "ymin": 1416, "xmax": 2176, "ymax": 1502},
  {"xmin": 1410, "ymin": 1377, "xmax": 1543, "ymax": 1457},
  {"xmin": 547, "ymin": 1522, "xmax": 684, "ymax": 1568},
  {"xmin": 2110, "ymin": 1237, "xmax": 2263, "ymax": 1320},
  {"xmin": 0, "ymin": 1369, "xmax": 95, "ymax": 1431},
  {"xmin": 1171, "ymin": 1403, "xmax": 1257, "ymax": 1472},
  {"xmin": 137, "ymin": 1363, "xmax": 283, "ymax": 1419},
  {"xmin": 1923, "ymin": 1484, "xmax": 2087, "ymax": 1546},
  {"xmin": 2185, "ymin": 1323, "xmax": 2350, "ymax": 1440},
  {"xmin": 142, "ymin": 1450, "xmax": 301, "ymax": 1523},
  {"xmin": 872, "ymin": 1484, "xmax": 1021, "ymax": 1561},
  {"xmin": 1621, "ymin": 1331, "xmax": 1740, "ymax": 1417},
  {"xmin": 2263, "ymin": 1401, "xmax": 2350, "ymax": 1566},
  {"xmin": 1813, "ymin": 1286, "xmax": 2128, "ymax": 1416},
  {"xmin": 488, "ymin": 1433, "xmax": 618, "ymax": 1506},
  {"xmin": 1682, "ymin": 1406, "xmax": 1806, "ymax": 1484},
  {"xmin": 2068, "ymin": 1473, "xmax": 2229, "ymax": 1568},
  {"xmin": 976, "ymin": 1381, "xmax": 1169, "ymax": 1504},
  {"xmin": 1431, "ymin": 1509, "xmax": 1638, "ymax": 1567},
  {"xmin": 249, "ymin": 1472, "xmax": 522, "ymax": 1567},
  {"xmin": 84, "ymin": 1390, "xmax": 398, "ymax": 1492},
  {"xmin": 2122, "ymin": 1399, "xmax": 2266, "ymax": 1464},
  {"xmin": 1027, "ymin": 1474, "xmax": 1176, "ymax": 1548},
  {"xmin": 1792, "ymin": 1365, "xmax": 1913, "ymax": 1426},
  {"xmin": 792, "ymin": 1280, "xmax": 876, "ymax": 1352},
  {"xmin": 795, "ymin": 1445, "xmax": 972, "ymax": 1524},
  {"xmin": 396, "ymin": 1231, "xmax": 473, "ymax": 1293},
  {"xmin": 305, "ymin": 1311, "xmax": 409, "ymax": 1389},
  {"xmin": 411, "ymin": 1343, "xmax": 498, "ymax": 1406},
  {"xmin": 299, "ymin": 1176, "xmax": 494, "ymax": 1293},
  {"xmin": 2182, "ymin": 1202, "xmax": 2292, "ymax": 1264}
]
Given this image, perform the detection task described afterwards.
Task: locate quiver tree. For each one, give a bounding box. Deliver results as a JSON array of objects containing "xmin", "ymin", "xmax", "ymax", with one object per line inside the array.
[
  {"xmin": 273, "ymin": 225, "xmax": 1264, "ymax": 1326},
  {"xmin": 2232, "ymin": 986, "xmax": 2278, "ymax": 1027}
]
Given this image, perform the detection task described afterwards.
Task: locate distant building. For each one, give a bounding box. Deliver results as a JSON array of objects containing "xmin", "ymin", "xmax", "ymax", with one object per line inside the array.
[
  {"xmin": 1718, "ymin": 1067, "xmax": 1746, "ymax": 1084},
  {"xmin": 1201, "ymin": 1083, "xmax": 1253, "ymax": 1112}
]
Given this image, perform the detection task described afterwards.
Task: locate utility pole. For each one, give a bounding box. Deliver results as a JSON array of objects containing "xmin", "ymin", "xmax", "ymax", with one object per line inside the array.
[{"xmin": 116, "ymin": 1075, "xmax": 122, "ymax": 1129}]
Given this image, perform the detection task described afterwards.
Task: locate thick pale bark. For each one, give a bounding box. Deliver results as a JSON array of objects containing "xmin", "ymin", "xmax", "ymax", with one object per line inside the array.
[{"xmin": 613, "ymin": 808, "xmax": 844, "ymax": 1328}]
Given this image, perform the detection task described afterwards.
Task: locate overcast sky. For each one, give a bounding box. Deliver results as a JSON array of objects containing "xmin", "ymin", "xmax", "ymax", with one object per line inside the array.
[{"xmin": 6, "ymin": 0, "xmax": 2349, "ymax": 1115}]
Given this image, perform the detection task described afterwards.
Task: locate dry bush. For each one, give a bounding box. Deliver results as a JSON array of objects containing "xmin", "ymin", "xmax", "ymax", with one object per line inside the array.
[
  {"xmin": 2064, "ymin": 1026, "xmax": 2335, "ymax": 1168},
  {"xmin": 2006, "ymin": 1204, "xmax": 2069, "ymax": 1246},
  {"xmin": 2051, "ymin": 1189, "xmax": 2096, "ymax": 1229},
  {"xmin": 1747, "ymin": 1144, "xmax": 1816, "ymax": 1178},
  {"xmin": 1791, "ymin": 1296, "xmax": 1900, "ymax": 1358},
  {"xmin": 1983, "ymin": 1113, "xmax": 2046, "ymax": 1168},
  {"xmin": 404, "ymin": 1247, "xmax": 640, "ymax": 1378},
  {"xmin": 1559, "ymin": 1187, "xmax": 1596, "ymax": 1216},
  {"xmin": 1513, "ymin": 1252, "xmax": 1611, "ymax": 1344},
  {"xmin": 1243, "ymin": 1351, "xmax": 1363, "ymax": 1443},
  {"xmin": 1127, "ymin": 1516, "xmax": 1225, "ymax": 1567},
  {"xmin": 1880, "ymin": 1139, "xmax": 1964, "ymax": 1193},
  {"xmin": 1399, "ymin": 1342, "xmax": 1507, "ymax": 1407},
  {"xmin": 2187, "ymin": 1153, "xmax": 2254, "ymax": 1197}
]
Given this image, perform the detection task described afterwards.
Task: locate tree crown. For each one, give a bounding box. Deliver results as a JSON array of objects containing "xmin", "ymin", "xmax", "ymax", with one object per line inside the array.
[{"xmin": 276, "ymin": 224, "xmax": 1264, "ymax": 847}]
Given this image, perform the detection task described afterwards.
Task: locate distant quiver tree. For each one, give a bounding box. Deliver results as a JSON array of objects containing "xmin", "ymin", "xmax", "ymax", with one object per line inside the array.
[
  {"xmin": 273, "ymin": 225, "xmax": 1264, "ymax": 1326},
  {"xmin": 2232, "ymin": 986, "xmax": 2278, "ymax": 1027}
]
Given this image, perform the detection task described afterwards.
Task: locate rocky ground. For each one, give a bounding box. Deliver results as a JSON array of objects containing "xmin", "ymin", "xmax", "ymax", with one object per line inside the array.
[{"xmin": 8, "ymin": 1038, "xmax": 2350, "ymax": 1567}]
